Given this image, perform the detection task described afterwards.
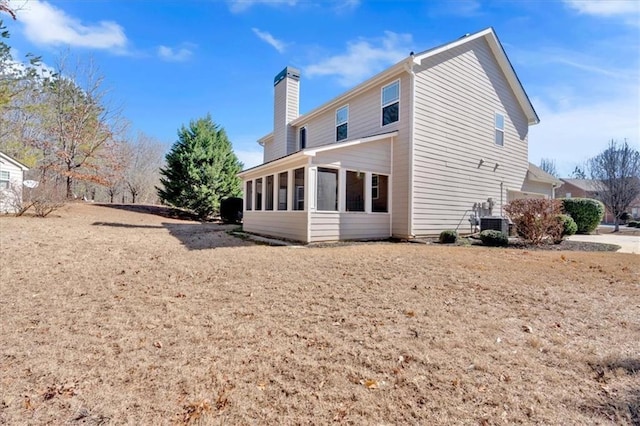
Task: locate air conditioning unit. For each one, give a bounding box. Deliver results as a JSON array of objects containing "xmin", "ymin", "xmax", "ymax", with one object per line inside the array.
[{"xmin": 480, "ymin": 217, "xmax": 509, "ymax": 234}]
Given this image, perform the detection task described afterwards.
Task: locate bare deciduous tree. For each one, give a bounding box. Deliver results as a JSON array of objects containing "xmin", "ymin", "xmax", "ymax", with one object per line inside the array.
[
  {"xmin": 125, "ymin": 132, "xmax": 165, "ymax": 204},
  {"xmin": 0, "ymin": 1, "xmax": 16, "ymax": 19},
  {"xmin": 43, "ymin": 54, "xmax": 125, "ymax": 198},
  {"xmin": 539, "ymin": 158, "xmax": 558, "ymax": 177},
  {"xmin": 589, "ymin": 140, "xmax": 640, "ymax": 231}
]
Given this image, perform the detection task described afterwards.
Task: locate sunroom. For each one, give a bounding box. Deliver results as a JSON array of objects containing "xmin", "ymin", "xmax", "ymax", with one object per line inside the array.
[{"xmin": 238, "ymin": 132, "xmax": 396, "ymax": 243}]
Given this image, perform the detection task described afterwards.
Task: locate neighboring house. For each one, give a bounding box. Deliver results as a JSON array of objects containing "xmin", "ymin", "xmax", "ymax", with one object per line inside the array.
[
  {"xmin": 556, "ymin": 178, "xmax": 640, "ymax": 222},
  {"xmin": 513, "ymin": 163, "xmax": 562, "ymax": 200},
  {"xmin": 0, "ymin": 151, "xmax": 29, "ymax": 214},
  {"xmin": 239, "ymin": 27, "xmax": 548, "ymax": 243}
]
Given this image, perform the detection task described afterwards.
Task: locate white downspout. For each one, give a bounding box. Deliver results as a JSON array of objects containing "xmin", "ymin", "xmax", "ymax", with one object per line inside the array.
[{"xmin": 406, "ymin": 58, "xmax": 416, "ymax": 238}]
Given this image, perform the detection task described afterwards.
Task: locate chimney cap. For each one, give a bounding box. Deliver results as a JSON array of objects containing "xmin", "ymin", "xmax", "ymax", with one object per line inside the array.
[{"xmin": 274, "ymin": 66, "xmax": 300, "ymax": 86}]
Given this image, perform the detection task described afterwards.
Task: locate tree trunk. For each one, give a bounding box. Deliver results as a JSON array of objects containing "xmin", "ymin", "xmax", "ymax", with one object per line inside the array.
[
  {"xmin": 614, "ymin": 217, "xmax": 620, "ymax": 232},
  {"xmin": 66, "ymin": 175, "xmax": 73, "ymax": 199},
  {"xmin": 109, "ymin": 192, "xmax": 114, "ymax": 203}
]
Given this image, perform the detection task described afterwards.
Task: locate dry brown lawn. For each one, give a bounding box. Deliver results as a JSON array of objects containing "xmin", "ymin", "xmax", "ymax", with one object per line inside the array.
[{"xmin": 1, "ymin": 203, "xmax": 638, "ymax": 425}]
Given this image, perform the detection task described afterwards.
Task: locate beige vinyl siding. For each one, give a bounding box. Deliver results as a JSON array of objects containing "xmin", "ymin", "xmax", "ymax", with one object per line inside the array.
[
  {"xmin": 309, "ymin": 212, "xmax": 390, "ymax": 242},
  {"xmin": 521, "ymin": 179, "xmax": 554, "ymax": 198},
  {"xmin": 243, "ymin": 211, "xmax": 308, "ymax": 241},
  {"xmin": 310, "ymin": 139, "xmax": 391, "ymax": 174},
  {"xmin": 269, "ymin": 78, "xmax": 299, "ymax": 161},
  {"xmin": 412, "ymin": 37, "xmax": 529, "ymax": 235},
  {"xmin": 292, "ymin": 73, "xmax": 412, "ymax": 238},
  {"xmin": 285, "ymin": 78, "xmax": 299, "ymax": 155},
  {"xmin": 263, "ymin": 137, "xmax": 276, "ymax": 163}
]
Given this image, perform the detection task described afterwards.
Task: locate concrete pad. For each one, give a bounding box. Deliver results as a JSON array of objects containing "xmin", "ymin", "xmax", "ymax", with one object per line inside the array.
[{"xmin": 567, "ymin": 234, "xmax": 640, "ymax": 254}]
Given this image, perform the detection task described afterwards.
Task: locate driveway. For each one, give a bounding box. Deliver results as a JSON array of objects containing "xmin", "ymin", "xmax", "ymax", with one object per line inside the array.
[{"xmin": 567, "ymin": 234, "xmax": 640, "ymax": 254}]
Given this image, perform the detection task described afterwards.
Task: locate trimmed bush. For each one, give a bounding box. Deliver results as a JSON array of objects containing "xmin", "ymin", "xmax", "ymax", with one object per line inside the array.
[
  {"xmin": 557, "ymin": 214, "xmax": 578, "ymax": 237},
  {"xmin": 620, "ymin": 212, "xmax": 632, "ymax": 222},
  {"xmin": 439, "ymin": 230, "xmax": 458, "ymax": 244},
  {"xmin": 628, "ymin": 221, "xmax": 638, "ymax": 227},
  {"xmin": 479, "ymin": 229, "xmax": 508, "ymax": 247},
  {"xmin": 220, "ymin": 197, "xmax": 243, "ymax": 223},
  {"xmin": 560, "ymin": 198, "xmax": 605, "ymax": 234},
  {"xmin": 505, "ymin": 198, "xmax": 563, "ymax": 245}
]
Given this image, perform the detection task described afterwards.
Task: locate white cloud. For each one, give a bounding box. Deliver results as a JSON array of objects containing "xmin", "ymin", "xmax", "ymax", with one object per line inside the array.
[
  {"xmin": 157, "ymin": 45, "xmax": 194, "ymax": 62},
  {"xmin": 529, "ymin": 94, "xmax": 640, "ymax": 176},
  {"xmin": 228, "ymin": 0, "xmax": 298, "ymax": 13},
  {"xmin": 563, "ymin": 0, "xmax": 640, "ymax": 17},
  {"xmin": 252, "ymin": 28, "xmax": 286, "ymax": 53},
  {"xmin": 18, "ymin": 0, "xmax": 127, "ymax": 51},
  {"xmin": 305, "ymin": 31, "xmax": 413, "ymax": 86},
  {"xmin": 334, "ymin": 0, "xmax": 361, "ymax": 13},
  {"xmin": 235, "ymin": 149, "xmax": 264, "ymax": 170}
]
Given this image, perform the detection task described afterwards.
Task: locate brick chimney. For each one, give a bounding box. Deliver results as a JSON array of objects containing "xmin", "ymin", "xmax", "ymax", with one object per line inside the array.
[{"xmin": 273, "ymin": 67, "xmax": 300, "ymax": 159}]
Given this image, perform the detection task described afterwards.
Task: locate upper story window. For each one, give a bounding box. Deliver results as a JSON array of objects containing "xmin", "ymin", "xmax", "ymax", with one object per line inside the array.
[
  {"xmin": 299, "ymin": 127, "xmax": 307, "ymax": 150},
  {"xmin": 382, "ymin": 80, "xmax": 400, "ymax": 126},
  {"xmin": 336, "ymin": 106, "xmax": 348, "ymax": 142},
  {"xmin": 495, "ymin": 113, "xmax": 505, "ymax": 146}
]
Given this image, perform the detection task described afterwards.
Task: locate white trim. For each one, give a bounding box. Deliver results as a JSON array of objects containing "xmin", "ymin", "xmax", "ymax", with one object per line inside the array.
[
  {"xmin": 303, "ymin": 131, "xmax": 398, "ymax": 156},
  {"xmin": 0, "ymin": 151, "xmax": 29, "ymax": 171},
  {"xmin": 315, "ymin": 166, "xmax": 340, "ymax": 212},
  {"xmin": 255, "ymin": 27, "xmax": 539, "ymax": 145},
  {"xmin": 407, "ymin": 64, "xmax": 415, "ymax": 238},
  {"xmin": 412, "ymin": 27, "xmax": 539, "ymax": 125},
  {"xmin": 288, "ymin": 60, "xmax": 408, "ymax": 127}
]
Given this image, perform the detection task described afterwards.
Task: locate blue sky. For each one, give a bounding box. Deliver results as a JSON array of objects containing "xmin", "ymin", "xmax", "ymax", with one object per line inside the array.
[{"xmin": 4, "ymin": 0, "xmax": 639, "ymax": 176}]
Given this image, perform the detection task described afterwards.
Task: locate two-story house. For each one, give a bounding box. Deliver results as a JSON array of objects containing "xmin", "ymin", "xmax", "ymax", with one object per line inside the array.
[{"xmin": 239, "ymin": 27, "xmax": 550, "ymax": 242}]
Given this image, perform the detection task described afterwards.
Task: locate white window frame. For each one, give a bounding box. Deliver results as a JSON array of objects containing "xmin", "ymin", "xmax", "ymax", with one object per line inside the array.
[
  {"xmin": 495, "ymin": 112, "xmax": 505, "ymax": 146},
  {"xmin": 372, "ymin": 174, "xmax": 379, "ymax": 199},
  {"xmin": 315, "ymin": 166, "xmax": 340, "ymax": 212},
  {"xmin": 370, "ymin": 173, "xmax": 390, "ymax": 214},
  {"xmin": 336, "ymin": 105, "xmax": 348, "ymax": 142},
  {"xmin": 381, "ymin": 80, "xmax": 400, "ymax": 127}
]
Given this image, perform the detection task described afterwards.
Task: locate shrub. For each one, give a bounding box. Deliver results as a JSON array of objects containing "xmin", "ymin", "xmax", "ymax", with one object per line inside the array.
[
  {"xmin": 220, "ymin": 197, "xmax": 243, "ymax": 223},
  {"xmin": 504, "ymin": 198, "xmax": 563, "ymax": 245},
  {"xmin": 628, "ymin": 221, "xmax": 638, "ymax": 227},
  {"xmin": 620, "ymin": 212, "xmax": 632, "ymax": 222},
  {"xmin": 479, "ymin": 229, "xmax": 508, "ymax": 247},
  {"xmin": 560, "ymin": 198, "xmax": 605, "ymax": 234},
  {"xmin": 557, "ymin": 214, "xmax": 578, "ymax": 237},
  {"xmin": 439, "ymin": 230, "xmax": 457, "ymax": 244}
]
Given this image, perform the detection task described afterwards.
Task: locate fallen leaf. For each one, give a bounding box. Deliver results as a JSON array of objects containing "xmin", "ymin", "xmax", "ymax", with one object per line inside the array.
[
  {"xmin": 364, "ymin": 379, "xmax": 378, "ymax": 389},
  {"xmin": 522, "ymin": 325, "xmax": 532, "ymax": 333},
  {"xmin": 153, "ymin": 341, "xmax": 163, "ymax": 349}
]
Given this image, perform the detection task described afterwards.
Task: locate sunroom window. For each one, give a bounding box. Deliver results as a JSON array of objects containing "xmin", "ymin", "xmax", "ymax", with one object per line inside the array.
[
  {"xmin": 317, "ymin": 167, "xmax": 338, "ymax": 211},
  {"xmin": 345, "ymin": 171, "xmax": 365, "ymax": 212},
  {"xmin": 246, "ymin": 180, "xmax": 253, "ymax": 210},
  {"xmin": 278, "ymin": 171, "xmax": 288, "ymax": 210},
  {"xmin": 371, "ymin": 174, "xmax": 388, "ymax": 213},
  {"xmin": 293, "ymin": 168, "xmax": 305, "ymax": 211}
]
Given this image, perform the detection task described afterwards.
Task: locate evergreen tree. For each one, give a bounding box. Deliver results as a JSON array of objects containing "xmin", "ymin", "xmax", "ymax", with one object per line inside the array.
[{"xmin": 157, "ymin": 115, "xmax": 243, "ymax": 218}]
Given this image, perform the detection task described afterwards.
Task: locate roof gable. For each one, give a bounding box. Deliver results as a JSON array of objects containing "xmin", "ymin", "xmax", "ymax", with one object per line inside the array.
[
  {"xmin": 0, "ymin": 151, "xmax": 29, "ymax": 171},
  {"xmin": 412, "ymin": 27, "xmax": 539, "ymax": 125},
  {"xmin": 258, "ymin": 27, "xmax": 538, "ymax": 143}
]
